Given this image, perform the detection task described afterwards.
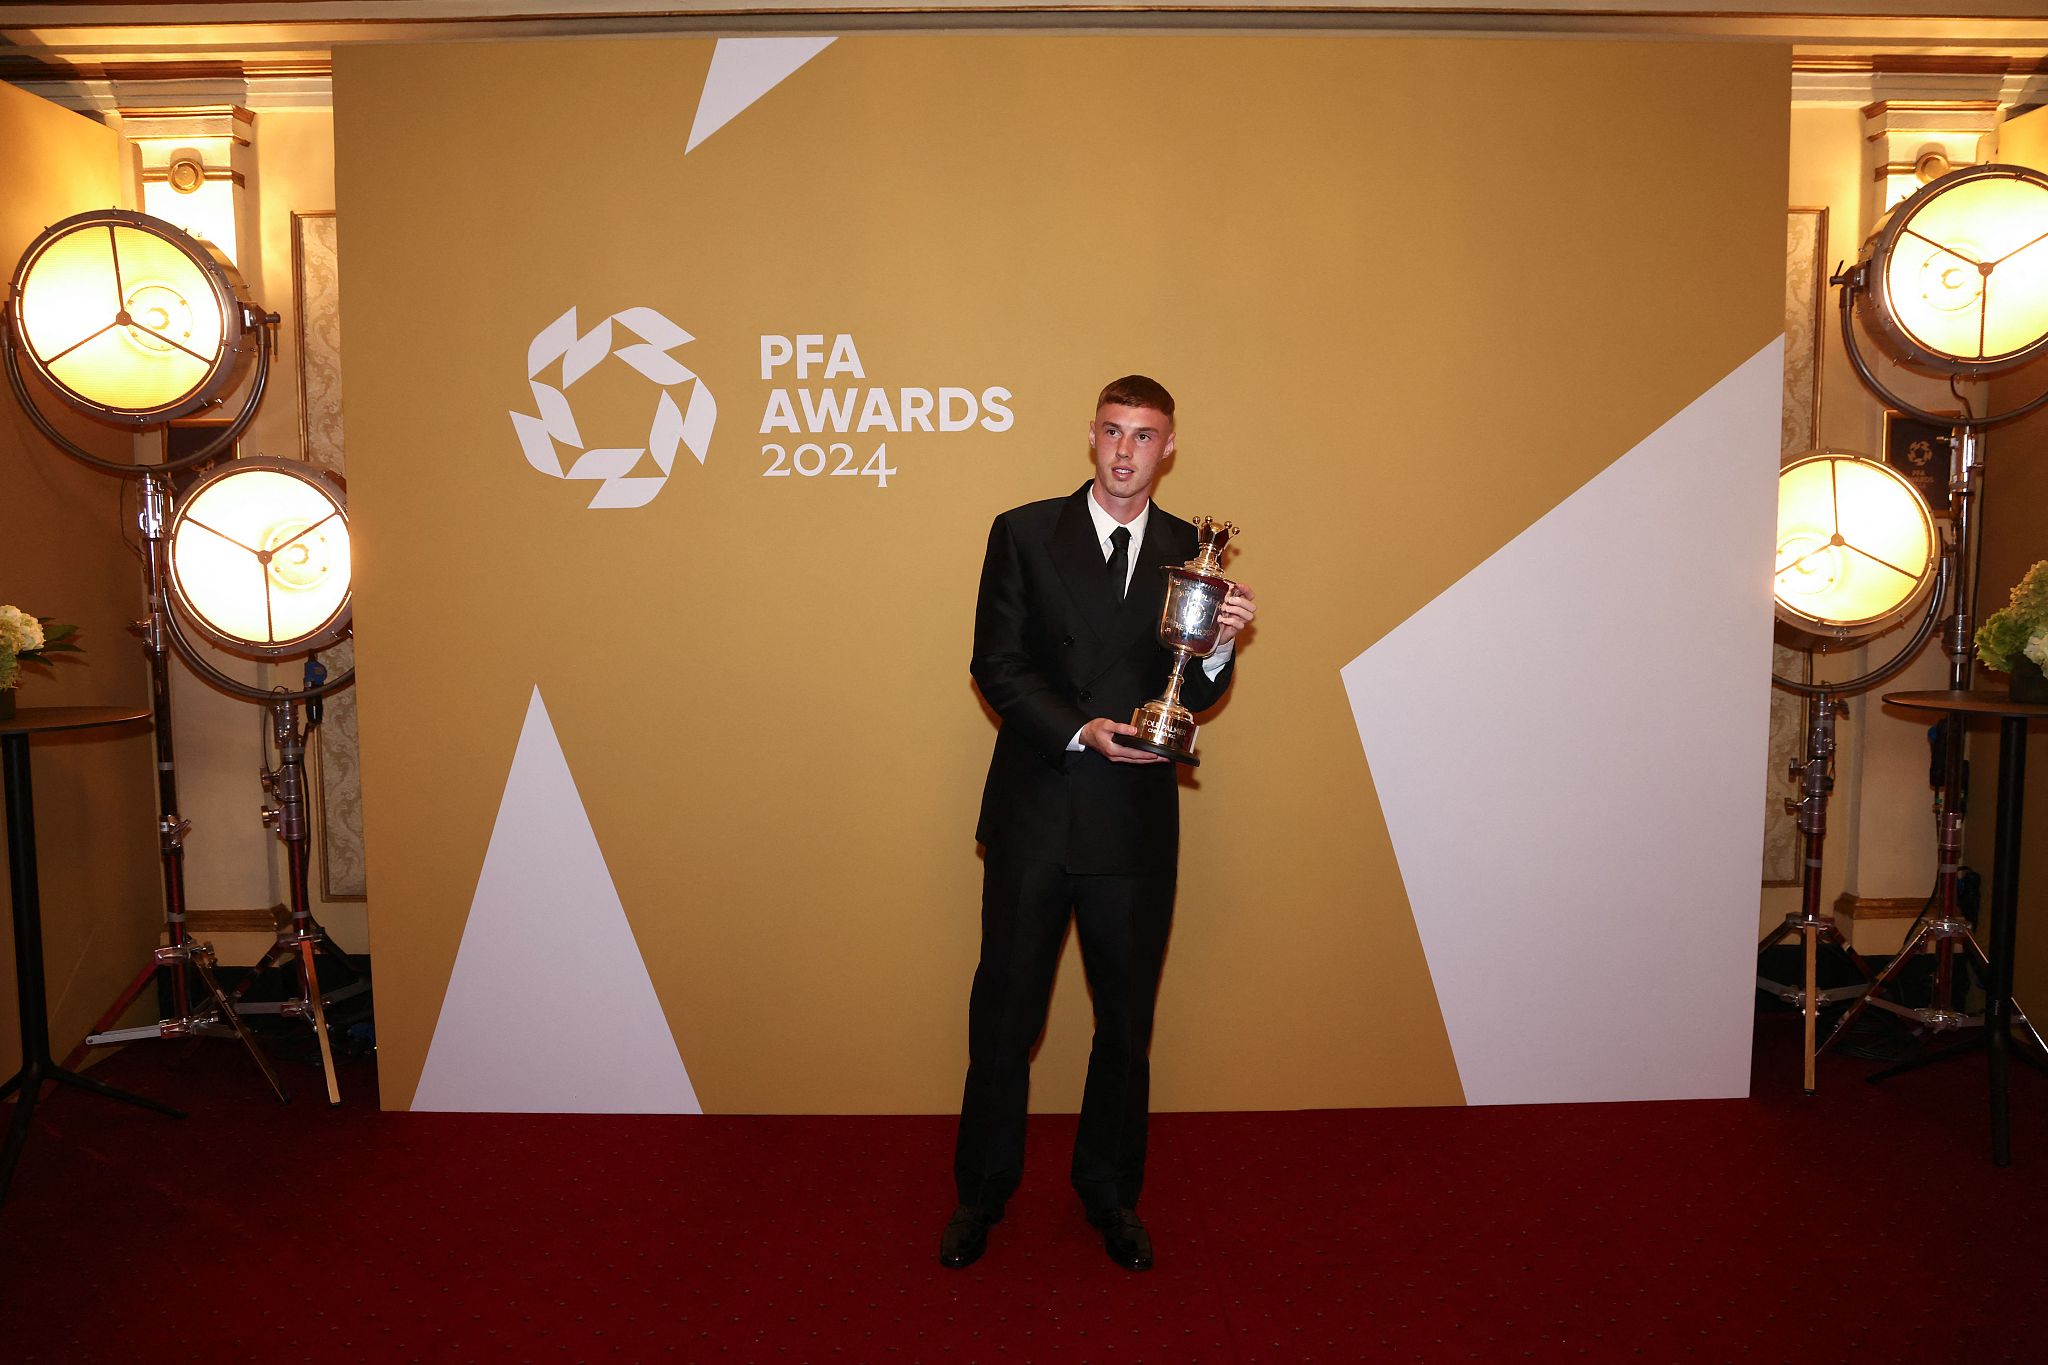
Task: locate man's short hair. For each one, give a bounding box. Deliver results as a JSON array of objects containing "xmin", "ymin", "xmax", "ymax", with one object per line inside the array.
[{"xmin": 1097, "ymin": 374, "xmax": 1175, "ymax": 421}]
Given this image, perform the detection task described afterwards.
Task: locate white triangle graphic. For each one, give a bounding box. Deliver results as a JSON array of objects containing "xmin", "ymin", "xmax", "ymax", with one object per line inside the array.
[
  {"xmin": 686, "ymin": 36, "xmax": 837, "ymax": 154},
  {"xmin": 412, "ymin": 687, "xmax": 701, "ymax": 1113},
  {"xmin": 1341, "ymin": 340, "xmax": 1783, "ymax": 1106}
]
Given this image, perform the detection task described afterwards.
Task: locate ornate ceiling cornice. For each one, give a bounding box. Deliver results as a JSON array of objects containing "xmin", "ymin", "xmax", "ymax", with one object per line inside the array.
[{"xmin": 5, "ymin": 3, "xmax": 2045, "ymax": 113}]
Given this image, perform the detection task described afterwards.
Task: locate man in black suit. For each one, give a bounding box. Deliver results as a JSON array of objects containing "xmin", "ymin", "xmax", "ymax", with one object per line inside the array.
[{"xmin": 941, "ymin": 375, "xmax": 1257, "ymax": 1272}]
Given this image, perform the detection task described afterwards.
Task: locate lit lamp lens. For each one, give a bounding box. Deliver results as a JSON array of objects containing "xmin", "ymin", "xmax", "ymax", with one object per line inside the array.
[
  {"xmin": 7, "ymin": 208, "xmax": 253, "ymax": 423},
  {"xmin": 1774, "ymin": 453, "xmax": 1938, "ymax": 639},
  {"xmin": 1862, "ymin": 164, "xmax": 2048, "ymax": 373},
  {"xmin": 169, "ymin": 458, "xmax": 351, "ymax": 655}
]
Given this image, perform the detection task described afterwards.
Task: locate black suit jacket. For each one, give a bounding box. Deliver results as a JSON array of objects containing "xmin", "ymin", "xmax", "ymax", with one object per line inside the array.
[{"xmin": 971, "ymin": 483, "xmax": 1235, "ymax": 876}]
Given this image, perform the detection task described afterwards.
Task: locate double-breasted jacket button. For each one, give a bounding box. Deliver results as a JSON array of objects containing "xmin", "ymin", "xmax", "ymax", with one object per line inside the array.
[{"xmin": 1078, "ymin": 689, "xmax": 1092, "ymax": 702}]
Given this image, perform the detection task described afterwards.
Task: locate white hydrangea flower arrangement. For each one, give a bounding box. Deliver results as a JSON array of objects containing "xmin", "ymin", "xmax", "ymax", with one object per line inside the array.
[
  {"xmin": 0, "ymin": 605, "xmax": 83, "ymax": 696},
  {"xmin": 1975, "ymin": 561, "xmax": 2048, "ymax": 702}
]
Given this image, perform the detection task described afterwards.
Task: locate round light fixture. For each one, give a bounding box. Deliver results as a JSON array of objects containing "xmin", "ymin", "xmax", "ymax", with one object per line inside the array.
[
  {"xmin": 6, "ymin": 207, "xmax": 260, "ymax": 425},
  {"xmin": 1774, "ymin": 452, "xmax": 1940, "ymax": 644},
  {"xmin": 1854, "ymin": 163, "xmax": 2048, "ymax": 376},
  {"xmin": 167, "ymin": 457, "xmax": 352, "ymax": 657}
]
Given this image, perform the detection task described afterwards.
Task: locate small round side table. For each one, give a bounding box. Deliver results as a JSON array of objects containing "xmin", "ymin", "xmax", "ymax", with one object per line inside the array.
[
  {"xmin": 1881, "ymin": 689, "xmax": 2048, "ymax": 1167},
  {"xmin": 2, "ymin": 704, "xmax": 179, "ymax": 1203}
]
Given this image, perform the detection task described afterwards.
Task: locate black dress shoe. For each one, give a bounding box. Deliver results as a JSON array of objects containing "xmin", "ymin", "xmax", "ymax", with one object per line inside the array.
[
  {"xmin": 1088, "ymin": 1207, "xmax": 1154, "ymax": 1271},
  {"xmin": 939, "ymin": 1204, "xmax": 1001, "ymax": 1269}
]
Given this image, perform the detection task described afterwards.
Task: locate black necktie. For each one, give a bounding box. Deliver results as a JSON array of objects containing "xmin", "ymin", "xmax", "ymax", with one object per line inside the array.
[{"xmin": 1106, "ymin": 526, "xmax": 1131, "ymax": 598}]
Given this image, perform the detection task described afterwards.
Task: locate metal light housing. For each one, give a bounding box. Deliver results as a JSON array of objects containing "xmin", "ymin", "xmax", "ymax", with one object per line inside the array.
[
  {"xmin": 167, "ymin": 456, "xmax": 352, "ymax": 656},
  {"xmin": 6, "ymin": 207, "xmax": 260, "ymax": 426},
  {"xmin": 1854, "ymin": 163, "xmax": 2048, "ymax": 377},
  {"xmin": 1774, "ymin": 452, "xmax": 1940, "ymax": 646}
]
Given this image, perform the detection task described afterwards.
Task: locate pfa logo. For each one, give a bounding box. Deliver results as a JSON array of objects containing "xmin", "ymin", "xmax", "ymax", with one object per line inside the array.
[{"xmin": 510, "ymin": 307, "xmax": 716, "ymax": 510}]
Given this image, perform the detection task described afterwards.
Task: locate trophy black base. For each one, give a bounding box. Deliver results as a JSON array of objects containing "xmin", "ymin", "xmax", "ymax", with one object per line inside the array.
[{"xmin": 1113, "ymin": 733, "xmax": 1199, "ymax": 766}]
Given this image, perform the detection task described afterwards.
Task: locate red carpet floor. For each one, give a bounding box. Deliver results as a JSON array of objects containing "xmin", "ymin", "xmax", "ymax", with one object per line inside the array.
[{"xmin": 4, "ymin": 1019, "xmax": 2042, "ymax": 1363}]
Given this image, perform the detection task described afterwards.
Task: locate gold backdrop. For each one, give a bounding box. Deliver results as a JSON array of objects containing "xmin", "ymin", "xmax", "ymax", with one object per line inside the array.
[{"xmin": 335, "ymin": 34, "xmax": 1788, "ymax": 1112}]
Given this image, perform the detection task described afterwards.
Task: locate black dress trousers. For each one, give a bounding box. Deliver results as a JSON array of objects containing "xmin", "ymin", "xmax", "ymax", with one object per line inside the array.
[{"xmin": 953, "ymin": 845, "xmax": 1176, "ymax": 1215}]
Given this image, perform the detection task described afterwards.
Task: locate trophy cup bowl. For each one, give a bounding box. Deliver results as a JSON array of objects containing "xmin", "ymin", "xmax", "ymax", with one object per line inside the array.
[{"xmin": 1114, "ymin": 518, "xmax": 1238, "ymax": 766}]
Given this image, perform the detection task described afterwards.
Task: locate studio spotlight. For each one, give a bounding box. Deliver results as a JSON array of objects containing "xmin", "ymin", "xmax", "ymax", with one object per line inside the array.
[
  {"xmin": 1773, "ymin": 453, "xmax": 1940, "ymax": 645},
  {"xmin": 1818, "ymin": 164, "xmax": 2048, "ymax": 1097},
  {"xmin": 154, "ymin": 454, "xmax": 358, "ymax": 1107},
  {"xmin": 1764, "ymin": 451, "xmax": 1946, "ymax": 1092},
  {"xmin": 166, "ymin": 457, "xmax": 352, "ymax": 657},
  {"xmin": 7, "ymin": 207, "xmax": 262, "ymax": 431},
  {"xmin": 3, "ymin": 208, "xmax": 289, "ymax": 1117},
  {"xmin": 1855, "ymin": 162, "xmax": 2048, "ymax": 378}
]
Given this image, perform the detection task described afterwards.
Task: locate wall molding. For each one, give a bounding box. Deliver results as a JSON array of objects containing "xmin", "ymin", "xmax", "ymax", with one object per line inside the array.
[
  {"xmin": 5, "ymin": 5, "xmax": 2048, "ymax": 118},
  {"xmin": 183, "ymin": 906, "xmax": 289, "ymax": 935}
]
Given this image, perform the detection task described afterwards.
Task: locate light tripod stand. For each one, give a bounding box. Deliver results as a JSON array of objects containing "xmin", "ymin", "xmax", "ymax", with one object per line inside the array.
[
  {"xmin": 1813, "ymin": 427, "xmax": 1998, "ymax": 1057},
  {"xmin": 1766, "ymin": 464, "xmax": 1949, "ymax": 1092},
  {"xmin": 65, "ymin": 471, "xmax": 286, "ymax": 1100},
  {"xmin": 1757, "ymin": 693, "xmax": 1868, "ymax": 1090},
  {"xmin": 3, "ymin": 221, "xmax": 289, "ymax": 1098},
  {"xmin": 1802, "ymin": 163, "xmax": 2048, "ymax": 1103},
  {"xmin": 1808, "ymin": 432, "xmax": 2048, "ymax": 1074},
  {"xmin": 5, "ymin": 209, "xmax": 358, "ymax": 1108},
  {"xmin": 144, "ymin": 453, "xmax": 359, "ymax": 1104},
  {"xmin": 212, "ymin": 689, "xmax": 364, "ymax": 1105}
]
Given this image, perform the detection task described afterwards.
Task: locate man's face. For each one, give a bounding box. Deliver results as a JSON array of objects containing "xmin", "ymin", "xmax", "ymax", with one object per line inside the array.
[{"xmin": 1088, "ymin": 403, "xmax": 1175, "ymax": 512}]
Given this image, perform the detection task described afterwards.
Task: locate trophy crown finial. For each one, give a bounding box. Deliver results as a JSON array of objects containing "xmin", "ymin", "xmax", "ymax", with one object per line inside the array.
[{"xmin": 1192, "ymin": 516, "xmax": 1237, "ymax": 568}]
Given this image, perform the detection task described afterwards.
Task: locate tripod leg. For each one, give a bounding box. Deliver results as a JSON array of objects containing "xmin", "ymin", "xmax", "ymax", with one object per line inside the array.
[
  {"xmin": 1822, "ymin": 923, "xmax": 1875, "ymax": 982},
  {"xmin": 188, "ymin": 948, "xmax": 289, "ymax": 1104},
  {"xmin": 47, "ymin": 1065, "xmax": 185, "ymax": 1118},
  {"xmin": 223, "ymin": 937, "xmax": 293, "ymax": 1007},
  {"xmin": 1803, "ymin": 924, "xmax": 1821, "ymax": 1093},
  {"xmin": 61, "ymin": 956, "xmax": 166, "ymax": 1071},
  {"xmin": 1820, "ymin": 922, "xmax": 1936, "ymax": 1057},
  {"xmin": 298, "ymin": 939, "xmax": 341, "ymax": 1107},
  {"xmin": 1866, "ymin": 1032, "xmax": 1985, "ymax": 1081}
]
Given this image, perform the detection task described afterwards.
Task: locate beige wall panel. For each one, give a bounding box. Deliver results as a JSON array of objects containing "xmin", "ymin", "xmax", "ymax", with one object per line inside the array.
[
  {"xmin": 0, "ymin": 84, "xmax": 163, "ymax": 1073},
  {"xmin": 159, "ymin": 114, "xmax": 352, "ymax": 946},
  {"xmin": 337, "ymin": 35, "xmax": 1787, "ymax": 1112}
]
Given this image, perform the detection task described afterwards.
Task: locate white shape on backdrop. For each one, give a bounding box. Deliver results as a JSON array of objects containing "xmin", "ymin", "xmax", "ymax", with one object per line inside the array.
[
  {"xmin": 509, "ymin": 306, "xmax": 717, "ymax": 510},
  {"xmin": 1341, "ymin": 339, "xmax": 1783, "ymax": 1106},
  {"xmin": 686, "ymin": 36, "xmax": 838, "ymax": 154},
  {"xmin": 413, "ymin": 687, "xmax": 702, "ymax": 1113}
]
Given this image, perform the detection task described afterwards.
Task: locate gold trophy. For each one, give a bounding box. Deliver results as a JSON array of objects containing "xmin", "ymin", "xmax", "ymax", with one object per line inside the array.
[{"xmin": 1114, "ymin": 517, "xmax": 1239, "ymax": 766}]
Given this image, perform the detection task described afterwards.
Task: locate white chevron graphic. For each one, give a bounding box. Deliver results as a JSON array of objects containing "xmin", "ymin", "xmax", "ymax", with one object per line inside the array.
[
  {"xmin": 1342, "ymin": 340, "xmax": 1783, "ymax": 1106},
  {"xmin": 687, "ymin": 36, "xmax": 837, "ymax": 154},
  {"xmin": 413, "ymin": 686, "xmax": 701, "ymax": 1113}
]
